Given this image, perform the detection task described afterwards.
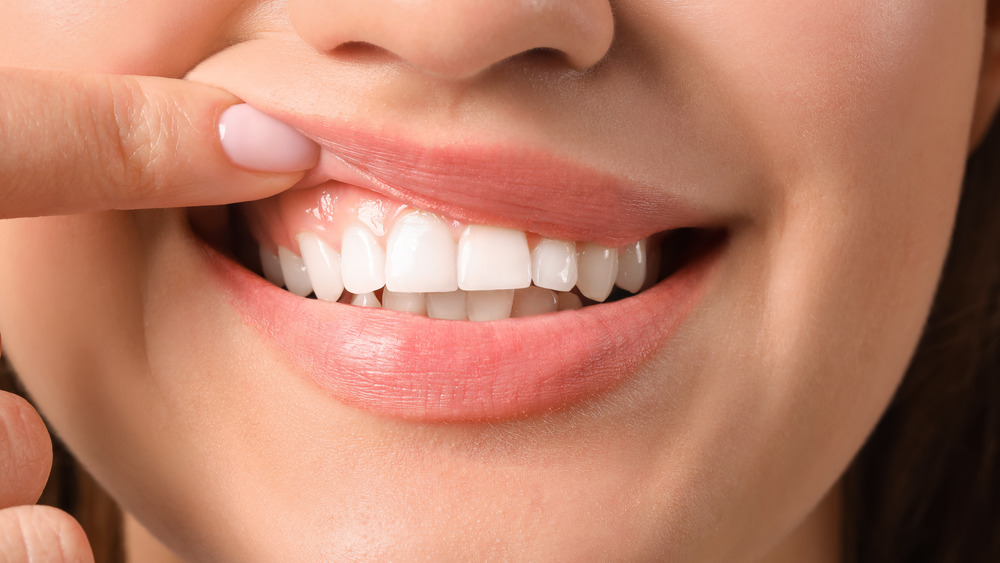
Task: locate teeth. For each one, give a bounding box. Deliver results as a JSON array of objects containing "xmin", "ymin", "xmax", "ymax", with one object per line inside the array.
[
  {"xmin": 382, "ymin": 290, "xmax": 427, "ymax": 315},
  {"xmin": 466, "ymin": 289, "xmax": 515, "ymax": 321},
  {"xmin": 530, "ymin": 239, "xmax": 578, "ymax": 291},
  {"xmin": 385, "ymin": 211, "xmax": 458, "ymax": 293},
  {"xmin": 351, "ymin": 292, "xmax": 382, "ymax": 308},
  {"xmin": 277, "ymin": 246, "xmax": 313, "ymax": 297},
  {"xmin": 457, "ymin": 225, "xmax": 531, "ymax": 291},
  {"xmin": 556, "ymin": 292, "xmax": 583, "ymax": 311},
  {"xmin": 341, "ymin": 224, "xmax": 386, "ymax": 294},
  {"xmin": 296, "ymin": 233, "xmax": 344, "ymax": 302},
  {"xmin": 259, "ymin": 246, "xmax": 285, "ymax": 287},
  {"xmin": 426, "ymin": 291, "xmax": 468, "ymax": 320},
  {"xmin": 510, "ymin": 287, "xmax": 558, "ymax": 318},
  {"xmin": 615, "ymin": 239, "xmax": 648, "ymax": 294},
  {"xmin": 576, "ymin": 243, "xmax": 618, "ymax": 302}
]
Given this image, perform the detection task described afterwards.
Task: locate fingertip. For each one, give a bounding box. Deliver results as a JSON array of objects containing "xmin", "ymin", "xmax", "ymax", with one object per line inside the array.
[
  {"xmin": 218, "ymin": 104, "xmax": 320, "ymax": 173},
  {"xmin": 0, "ymin": 392, "xmax": 53, "ymax": 509},
  {"xmin": 0, "ymin": 505, "xmax": 94, "ymax": 563}
]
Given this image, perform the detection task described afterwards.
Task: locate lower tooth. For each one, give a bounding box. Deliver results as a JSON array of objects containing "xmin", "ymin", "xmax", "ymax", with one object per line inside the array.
[
  {"xmin": 382, "ymin": 290, "xmax": 427, "ymax": 315},
  {"xmin": 278, "ymin": 246, "xmax": 313, "ymax": 297},
  {"xmin": 259, "ymin": 246, "xmax": 285, "ymax": 287},
  {"xmin": 297, "ymin": 233, "xmax": 345, "ymax": 302},
  {"xmin": 511, "ymin": 287, "xmax": 558, "ymax": 318},
  {"xmin": 466, "ymin": 289, "xmax": 515, "ymax": 321},
  {"xmin": 426, "ymin": 291, "xmax": 468, "ymax": 320},
  {"xmin": 556, "ymin": 292, "xmax": 583, "ymax": 311},
  {"xmin": 351, "ymin": 292, "xmax": 382, "ymax": 308}
]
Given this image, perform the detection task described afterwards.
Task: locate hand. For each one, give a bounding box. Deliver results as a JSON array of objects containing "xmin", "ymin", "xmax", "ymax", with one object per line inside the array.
[{"xmin": 0, "ymin": 66, "xmax": 319, "ymax": 561}]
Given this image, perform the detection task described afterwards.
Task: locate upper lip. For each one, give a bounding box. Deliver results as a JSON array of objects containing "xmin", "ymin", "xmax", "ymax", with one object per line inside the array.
[{"xmin": 256, "ymin": 109, "xmax": 713, "ymax": 245}]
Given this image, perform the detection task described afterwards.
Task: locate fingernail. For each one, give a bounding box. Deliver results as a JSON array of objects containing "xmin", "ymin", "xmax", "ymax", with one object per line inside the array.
[{"xmin": 219, "ymin": 104, "xmax": 319, "ymax": 172}]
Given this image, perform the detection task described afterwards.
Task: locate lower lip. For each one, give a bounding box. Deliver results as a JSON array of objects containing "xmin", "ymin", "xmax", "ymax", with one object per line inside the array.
[{"xmin": 203, "ymin": 242, "xmax": 720, "ymax": 422}]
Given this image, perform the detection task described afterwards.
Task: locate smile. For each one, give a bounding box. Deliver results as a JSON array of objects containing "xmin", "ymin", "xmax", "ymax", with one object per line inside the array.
[{"xmin": 196, "ymin": 123, "xmax": 727, "ymax": 421}]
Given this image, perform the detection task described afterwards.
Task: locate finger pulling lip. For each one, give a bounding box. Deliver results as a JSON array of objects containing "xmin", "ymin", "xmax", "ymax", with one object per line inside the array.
[{"xmin": 202, "ymin": 236, "xmax": 722, "ymax": 422}]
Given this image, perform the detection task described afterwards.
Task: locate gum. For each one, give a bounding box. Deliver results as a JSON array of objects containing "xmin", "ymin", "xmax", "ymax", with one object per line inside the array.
[{"xmin": 242, "ymin": 182, "xmax": 546, "ymax": 256}]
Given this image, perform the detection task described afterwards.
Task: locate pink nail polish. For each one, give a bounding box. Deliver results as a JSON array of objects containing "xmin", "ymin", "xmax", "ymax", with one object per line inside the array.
[{"xmin": 218, "ymin": 104, "xmax": 319, "ymax": 172}]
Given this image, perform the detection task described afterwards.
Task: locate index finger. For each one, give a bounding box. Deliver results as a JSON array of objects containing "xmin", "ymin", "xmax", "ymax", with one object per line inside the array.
[{"xmin": 0, "ymin": 68, "xmax": 319, "ymax": 219}]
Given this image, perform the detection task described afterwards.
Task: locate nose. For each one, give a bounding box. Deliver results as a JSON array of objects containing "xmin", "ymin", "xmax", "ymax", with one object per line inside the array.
[{"xmin": 287, "ymin": 0, "xmax": 615, "ymax": 80}]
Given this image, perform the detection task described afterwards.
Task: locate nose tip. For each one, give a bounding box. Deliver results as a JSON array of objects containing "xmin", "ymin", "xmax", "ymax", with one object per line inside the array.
[{"xmin": 288, "ymin": 0, "xmax": 615, "ymax": 80}]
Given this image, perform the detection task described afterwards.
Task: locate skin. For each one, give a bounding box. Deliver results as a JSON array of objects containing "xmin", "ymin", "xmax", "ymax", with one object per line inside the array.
[{"xmin": 1, "ymin": 0, "xmax": 999, "ymax": 560}]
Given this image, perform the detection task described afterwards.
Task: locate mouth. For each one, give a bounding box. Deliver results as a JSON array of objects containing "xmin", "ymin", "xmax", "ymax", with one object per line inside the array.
[{"xmin": 193, "ymin": 121, "xmax": 727, "ymax": 421}]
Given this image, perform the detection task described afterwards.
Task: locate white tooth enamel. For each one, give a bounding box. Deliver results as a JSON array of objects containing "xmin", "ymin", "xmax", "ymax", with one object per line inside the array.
[
  {"xmin": 615, "ymin": 239, "xmax": 648, "ymax": 294},
  {"xmin": 351, "ymin": 292, "xmax": 382, "ymax": 308},
  {"xmin": 259, "ymin": 246, "xmax": 285, "ymax": 287},
  {"xmin": 297, "ymin": 232, "xmax": 344, "ymax": 302},
  {"xmin": 530, "ymin": 239, "xmax": 578, "ymax": 291},
  {"xmin": 457, "ymin": 225, "xmax": 531, "ymax": 291},
  {"xmin": 278, "ymin": 246, "xmax": 313, "ymax": 297},
  {"xmin": 556, "ymin": 292, "xmax": 583, "ymax": 311},
  {"xmin": 466, "ymin": 289, "xmax": 515, "ymax": 321},
  {"xmin": 576, "ymin": 243, "xmax": 618, "ymax": 302},
  {"xmin": 382, "ymin": 290, "xmax": 427, "ymax": 315},
  {"xmin": 341, "ymin": 224, "xmax": 386, "ymax": 294},
  {"xmin": 426, "ymin": 291, "xmax": 468, "ymax": 320},
  {"xmin": 510, "ymin": 287, "xmax": 558, "ymax": 318},
  {"xmin": 385, "ymin": 211, "xmax": 458, "ymax": 293}
]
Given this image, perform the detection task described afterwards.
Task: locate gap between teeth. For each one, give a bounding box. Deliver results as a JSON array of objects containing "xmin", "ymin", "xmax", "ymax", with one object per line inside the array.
[{"xmin": 259, "ymin": 209, "xmax": 656, "ymax": 321}]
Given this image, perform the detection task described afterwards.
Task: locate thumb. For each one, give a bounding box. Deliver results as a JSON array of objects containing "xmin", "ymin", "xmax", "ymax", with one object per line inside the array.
[{"xmin": 0, "ymin": 67, "xmax": 319, "ymax": 219}]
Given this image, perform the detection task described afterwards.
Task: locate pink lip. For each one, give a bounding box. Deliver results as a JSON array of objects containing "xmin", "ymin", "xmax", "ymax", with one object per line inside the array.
[
  {"xmin": 204, "ymin": 240, "xmax": 720, "ymax": 422},
  {"xmin": 276, "ymin": 114, "xmax": 707, "ymax": 246}
]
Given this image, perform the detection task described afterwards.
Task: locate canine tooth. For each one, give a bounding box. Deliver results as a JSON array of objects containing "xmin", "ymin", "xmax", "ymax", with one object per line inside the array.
[
  {"xmin": 556, "ymin": 292, "xmax": 583, "ymax": 311},
  {"xmin": 259, "ymin": 246, "xmax": 285, "ymax": 287},
  {"xmin": 278, "ymin": 246, "xmax": 313, "ymax": 297},
  {"xmin": 511, "ymin": 287, "xmax": 558, "ymax": 318},
  {"xmin": 576, "ymin": 243, "xmax": 618, "ymax": 302},
  {"xmin": 457, "ymin": 225, "xmax": 531, "ymax": 291},
  {"xmin": 426, "ymin": 291, "xmax": 468, "ymax": 320},
  {"xmin": 385, "ymin": 211, "xmax": 458, "ymax": 293},
  {"xmin": 341, "ymin": 224, "xmax": 386, "ymax": 294},
  {"xmin": 530, "ymin": 239, "xmax": 578, "ymax": 291},
  {"xmin": 466, "ymin": 289, "xmax": 515, "ymax": 321},
  {"xmin": 615, "ymin": 239, "xmax": 648, "ymax": 294},
  {"xmin": 382, "ymin": 290, "xmax": 427, "ymax": 315},
  {"xmin": 297, "ymin": 233, "xmax": 344, "ymax": 302},
  {"xmin": 351, "ymin": 292, "xmax": 382, "ymax": 308}
]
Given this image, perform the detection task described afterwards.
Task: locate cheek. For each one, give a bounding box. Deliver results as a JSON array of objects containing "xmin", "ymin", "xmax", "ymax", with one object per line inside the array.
[
  {"xmin": 0, "ymin": 0, "xmax": 244, "ymax": 75},
  {"xmin": 0, "ymin": 215, "xmax": 146, "ymax": 443}
]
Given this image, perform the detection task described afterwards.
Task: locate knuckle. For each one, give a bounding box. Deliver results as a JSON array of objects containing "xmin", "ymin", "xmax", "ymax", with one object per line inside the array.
[{"xmin": 94, "ymin": 76, "xmax": 178, "ymax": 207}]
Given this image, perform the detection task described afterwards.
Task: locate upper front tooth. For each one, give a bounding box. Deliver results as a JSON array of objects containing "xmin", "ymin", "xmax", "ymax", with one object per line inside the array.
[
  {"xmin": 530, "ymin": 238, "xmax": 578, "ymax": 291},
  {"xmin": 278, "ymin": 246, "xmax": 313, "ymax": 297},
  {"xmin": 341, "ymin": 224, "xmax": 386, "ymax": 294},
  {"xmin": 385, "ymin": 211, "xmax": 458, "ymax": 293},
  {"xmin": 615, "ymin": 239, "xmax": 648, "ymax": 294},
  {"xmin": 259, "ymin": 246, "xmax": 285, "ymax": 287},
  {"xmin": 457, "ymin": 225, "xmax": 531, "ymax": 291},
  {"xmin": 297, "ymin": 232, "xmax": 344, "ymax": 302},
  {"xmin": 576, "ymin": 243, "xmax": 618, "ymax": 302}
]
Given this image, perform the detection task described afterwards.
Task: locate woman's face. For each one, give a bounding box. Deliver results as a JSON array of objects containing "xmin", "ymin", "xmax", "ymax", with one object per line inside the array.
[{"xmin": 0, "ymin": 1, "xmax": 989, "ymax": 560}]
